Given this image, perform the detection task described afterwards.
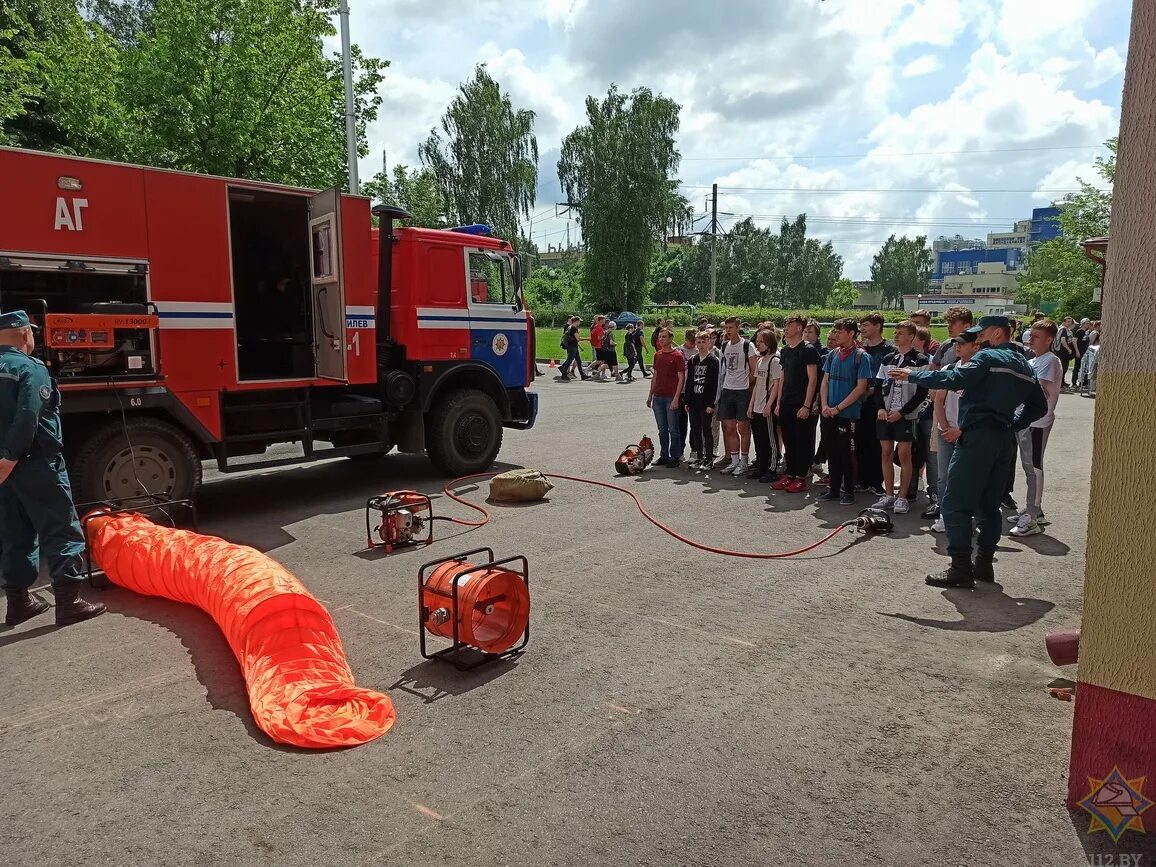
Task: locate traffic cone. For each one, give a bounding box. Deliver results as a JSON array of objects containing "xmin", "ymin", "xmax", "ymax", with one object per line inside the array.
[{"xmin": 549, "ymin": 359, "xmax": 557, "ymax": 369}]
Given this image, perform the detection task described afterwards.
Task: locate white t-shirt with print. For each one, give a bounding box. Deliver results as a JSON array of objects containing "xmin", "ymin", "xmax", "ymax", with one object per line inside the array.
[
  {"xmin": 752, "ymin": 352, "xmax": 783, "ymax": 414},
  {"xmin": 721, "ymin": 339, "xmax": 752, "ymax": 390},
  {"xmin": 1030, "ymin": 350, "xmax": 1063, "ymax": 428}
]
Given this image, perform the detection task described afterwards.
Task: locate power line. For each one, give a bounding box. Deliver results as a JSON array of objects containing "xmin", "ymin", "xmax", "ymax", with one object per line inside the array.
[
  {"xmin": 677, "ymin": 143, "xmax": 1108, "ymax": 161},
  {"xmin": 682, "ymin": 185, "xmax": 1083, "ymax": 194}
]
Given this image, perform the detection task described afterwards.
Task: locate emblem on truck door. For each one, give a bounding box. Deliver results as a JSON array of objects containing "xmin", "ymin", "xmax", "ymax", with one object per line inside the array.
[{"xmin": 492, "ymin": 333, "xmax": 509, "ymax": 356}]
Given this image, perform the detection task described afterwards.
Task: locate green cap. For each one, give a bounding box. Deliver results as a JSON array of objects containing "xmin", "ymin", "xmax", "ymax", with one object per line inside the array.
[
  {"xmin": 976, "ymin": 315, "xmax": 1012, "ymax": 330},
  {"xmin": 0, "ymin": 310, "xmax": 32, "ymax": 331}
]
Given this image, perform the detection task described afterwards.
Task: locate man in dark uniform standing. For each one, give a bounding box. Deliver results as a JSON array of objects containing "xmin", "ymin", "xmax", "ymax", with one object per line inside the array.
[
  {"xmin": 889, "ymin": 315, "xmax": 1047, "ymax": 588},
  {"xmin": 0, "ymin": 311, "xmax": 105, "ymax": 627}
]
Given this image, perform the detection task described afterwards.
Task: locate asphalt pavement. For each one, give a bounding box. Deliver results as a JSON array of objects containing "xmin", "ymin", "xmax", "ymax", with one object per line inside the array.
[{"xmin": 1, "ymin": 375, "xmax": 1129, "ymax": 866}]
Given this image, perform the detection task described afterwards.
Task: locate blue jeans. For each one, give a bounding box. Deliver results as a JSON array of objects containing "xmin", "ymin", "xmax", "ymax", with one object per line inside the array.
[
  {"xmin": 936, "ymin": 434, "xmax": 956, "ymax": 511},
  {"xmin": 560, "ymin": 345, "xmax": 585, "ymax": 378},
  {"xmin": 651, "ymin": 396, "xmax": 681, "ymax": 461}
]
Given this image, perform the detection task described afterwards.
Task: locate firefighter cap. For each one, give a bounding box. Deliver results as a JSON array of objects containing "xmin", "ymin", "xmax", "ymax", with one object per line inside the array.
[
  {"xmin": 0, "ymin": 310, "xmax": 33, "ymax": 331},
  {"xmin": 976, "ymin": 315, "xmax": 1012, "ymax": 330}
]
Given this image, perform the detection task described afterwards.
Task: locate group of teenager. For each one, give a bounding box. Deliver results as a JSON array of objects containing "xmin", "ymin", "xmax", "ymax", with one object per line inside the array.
[{"xmin": 610, "ymin": 307, "xmax": 1070, "ymax": 552}]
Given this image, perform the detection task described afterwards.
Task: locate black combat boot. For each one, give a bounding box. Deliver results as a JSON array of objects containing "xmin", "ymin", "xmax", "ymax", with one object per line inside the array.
[
  {"xmin": 54, "ymin": 583, "xmax": 106, "ymax": 626},
  {"xmin": 973, "ymin": 550, "xmax": 996, "ymax": 583},
  {"xmin": 4, "ymin": 589, "xmax": 51, "ymax": 626},
  {"xmin": 925, "ymin": 555, "xmax": 975, "ymax": 589}
]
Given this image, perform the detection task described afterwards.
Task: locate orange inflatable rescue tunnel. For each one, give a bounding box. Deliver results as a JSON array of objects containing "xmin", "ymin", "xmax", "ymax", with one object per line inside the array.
[{"xmin": 83, "ymin": 511, "xmax": 396, "ymax": 749}]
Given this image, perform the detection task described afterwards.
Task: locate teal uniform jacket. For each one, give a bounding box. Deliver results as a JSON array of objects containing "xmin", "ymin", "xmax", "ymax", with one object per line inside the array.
[
  {"xmin": 0, "ymin": 346, "xmax": 64, "ymax": 459},
  {"xmin": 906, "ymin": 344, "xmax": 1048, "ymax": 432},
  {"xmin": 906, "ymin": 344, "xmax": 1048, "ymax": 558},
  {"xmin": 0, "ymin": 346, "xmax": 85, "ymax": 589}
]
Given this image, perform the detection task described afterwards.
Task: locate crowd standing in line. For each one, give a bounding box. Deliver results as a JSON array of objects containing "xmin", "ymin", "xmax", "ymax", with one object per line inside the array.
[{"xmin": 556, "ymin": 304, "xmax": 1092, "ymax": 590}]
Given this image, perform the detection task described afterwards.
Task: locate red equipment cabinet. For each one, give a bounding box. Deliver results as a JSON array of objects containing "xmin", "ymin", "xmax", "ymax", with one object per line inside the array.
[{"xmin": 0, "ymin": 148, "xmax": 537, "ymax": 504}]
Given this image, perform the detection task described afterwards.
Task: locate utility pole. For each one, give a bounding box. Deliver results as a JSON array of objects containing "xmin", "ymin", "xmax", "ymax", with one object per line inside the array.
[
  {"xmin": 709, "ymin": 183, "xmax": 718, "ymax": 304},
  {"xmin": 338, "ymin": 0, "xmax": 359, "ymax": 194}
]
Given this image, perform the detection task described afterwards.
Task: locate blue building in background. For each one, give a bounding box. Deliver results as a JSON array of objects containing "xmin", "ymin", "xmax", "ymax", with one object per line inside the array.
[
  {"xmin": 1031, "ymin": 205, "xmax": 1062, "ymax": 244},
  {"xmin": 931, "ymin": 205, "xmax": 1061, "ymax": 283}
]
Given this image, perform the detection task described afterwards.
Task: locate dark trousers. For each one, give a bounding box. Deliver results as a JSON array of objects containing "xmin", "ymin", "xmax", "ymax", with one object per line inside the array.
[
  {"xmin": 824, "ymin": 417, "xmax": 857, "ymax": 496},
  {"xmin": 689, "ymin": 406, "xmax": 714, "ymax": 461},
  {"xmin": 624, "ymin": 355, "xmax": 645, "ymax": 378},
  {"xmin": 751, "ymin": 413, "xmax": 773, "ymax": 472},
  {"xmin": 678, "ymin": 405, "xmax": 689, "ymax": 456},
  {"xmin": 1058, "ymin": 351, "xmax": 1073, "ymax": 386},
  {"xmin": 855, "ymin": 393, "xmax": 883, "ymax": 488},
  {"xmin": 0, "ymin": 453, "xmax": 86, "ymax": 589},
  {"xmin": 560, "ymin": 345, "xmax": 585, "ymax": 378},
  {"xmin": 780, "ymin": 405, "xmax": 818, "ymax": 479},
  {"xmin": 942, "ymin": 426, "xmax": 1018, "ymax": 558}
]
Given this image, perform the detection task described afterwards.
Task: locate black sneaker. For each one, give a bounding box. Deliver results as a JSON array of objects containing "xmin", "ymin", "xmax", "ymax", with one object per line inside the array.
[
  {"xmin": 1001, "ymin": 495, "xmax": 1018, "ymax": 510},
  {"xmin": 868, "ymin": 485, "xmax": 886, "ymax": 497},
  {"xmin": 839, "ymin": 493, "xmax": 856, "ymax": 506},
  {"xmin": 816, "ymin": 489, "xmax": 838, "ymax": 502},
  {"xmin": 921, "ymin": 503, "xmax": 940, "ymax": 519}
]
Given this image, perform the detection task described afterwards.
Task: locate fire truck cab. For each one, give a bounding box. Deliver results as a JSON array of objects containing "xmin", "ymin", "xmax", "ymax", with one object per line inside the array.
[{"xmin": 0, "ymin": 147, "xmax": 538, "ymax": 505}]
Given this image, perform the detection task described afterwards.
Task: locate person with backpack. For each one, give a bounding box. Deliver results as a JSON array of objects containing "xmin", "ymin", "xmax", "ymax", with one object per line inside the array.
[
  {"xmin": 818, "ymin": 318, "xmax": 873, "ymax": 505},
  {"xmin": 746, "ymin": 329, "xmax": 783, "ymax": 482},
  {"xmin": 716, "ymin": 316, "xmax": 759, "ymax": 475},
  {"xmin": 557, "ymin": 316, "xmax": 588, "ymax": 381}
]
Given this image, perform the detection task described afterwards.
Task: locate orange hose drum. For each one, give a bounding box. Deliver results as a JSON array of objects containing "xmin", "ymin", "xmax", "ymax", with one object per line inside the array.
[
  {"xmin": 419, "ymin": 548, "xmax": 529, "ymax": 669},
  {"xmin": 83, "ymin": 511, "xmax": 396, "ymax": 749}
]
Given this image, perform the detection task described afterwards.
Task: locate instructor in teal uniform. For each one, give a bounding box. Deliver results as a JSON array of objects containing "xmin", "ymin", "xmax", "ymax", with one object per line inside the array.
[
  {"xmin": 889, "ymin": 315, "xmax": 1047, "ymax": 588},
  {"xmin": 0, "ymin": 310, "xmax": 105, "ymax": 627}
]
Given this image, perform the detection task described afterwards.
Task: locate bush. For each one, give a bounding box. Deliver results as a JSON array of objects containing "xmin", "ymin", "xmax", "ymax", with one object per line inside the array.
[{"xmin": 527, "ymin": 303, "xmax": 917, "ymax": 329}]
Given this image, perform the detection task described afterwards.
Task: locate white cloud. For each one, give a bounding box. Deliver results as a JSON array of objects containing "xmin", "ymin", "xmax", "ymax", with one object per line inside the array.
[
  {"xmin": 902, "ymin": 55, "xmax": 943, "ymax": 77},
  {"xmin": 344, "ymin": 0, "xmax": 1125, "ymax": 277}
]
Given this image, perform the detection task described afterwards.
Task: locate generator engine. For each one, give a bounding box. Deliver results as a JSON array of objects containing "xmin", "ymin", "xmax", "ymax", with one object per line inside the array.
[
  {"xmin": 365, "ymin": 491, "xmax": 434, "ymax": 554},
  {"xmin": 42, "ymin": 302, "xmax": 160, "ymax": 379}
]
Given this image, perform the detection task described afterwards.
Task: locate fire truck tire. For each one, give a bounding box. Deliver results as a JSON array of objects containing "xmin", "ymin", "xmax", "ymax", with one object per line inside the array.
[
  {"xmin": 425, "ymin": 389, "xmax": 503, "ymax": 476},
  {"xmin": 71, "ymin": 418, "xmax": 203, "ymax": 505}
]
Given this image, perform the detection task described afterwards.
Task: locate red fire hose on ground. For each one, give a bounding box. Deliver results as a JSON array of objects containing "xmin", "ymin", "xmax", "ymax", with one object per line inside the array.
[{"xmin": 438, "ymin": 471, "xmax": 883, "ymax": 559}]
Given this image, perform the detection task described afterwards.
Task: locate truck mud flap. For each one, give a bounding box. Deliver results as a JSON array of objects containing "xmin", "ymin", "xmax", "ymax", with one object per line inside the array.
[{"xmin": 503, "ymin": 389, "xmax": 538, "ymax": 431}]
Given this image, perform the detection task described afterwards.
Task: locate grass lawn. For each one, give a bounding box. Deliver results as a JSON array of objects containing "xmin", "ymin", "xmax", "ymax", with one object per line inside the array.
[{"xmin": 535, "ymin": 325, "xmax": 952, "ymax": 363}]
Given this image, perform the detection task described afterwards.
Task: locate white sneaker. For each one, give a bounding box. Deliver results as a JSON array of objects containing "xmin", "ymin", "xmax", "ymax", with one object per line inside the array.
[
  {"xmin": 931, "ymin": 517, "xmax": 945, "ymax": 533},
  {"xmin": 731, "ymin": 459, "xmax": 748, "ymax": 477},
  {"xmin": 893, "ymin": 497, "xmax": 909, "ymax": 514},
  {"xmin": 872, "ymin": 495, "xmax": 896, "ymax": 510},
  {"xmin": 1010, "ymin": 515, "xmax": 1043, "ymax": 537}
]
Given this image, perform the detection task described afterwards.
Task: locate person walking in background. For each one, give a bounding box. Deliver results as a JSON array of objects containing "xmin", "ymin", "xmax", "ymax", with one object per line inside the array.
[
  {"xmin": 647, "ymin": 329, "xmax": 687, "ymax": 467},
  {"xmin": 622, "ymin": 323, "xmax": 643, "ymax": 382},
  {"xmin": 589, "ymin": 315, "xmax": 606, "ymax": 367},
  {"xmin": 684, "ymin": 331, "xmax": 720, "ymax": 471},
  {"xmin": 600, "ymin": 320, "xmax": 623, "ymax": 383},
  {"xmin": 558, "ymin": 316, "xmax": 588, "ymax": 381},
  {"xmin": 1055, "ymin": 317, "xmax": 1079, "ymax": 388},
  {"xmin": 774, "ymin": 315, "xmax": 820, "ymax": 494},
  {"xmin": 818, "ymin": 319, "xmax": 873, "ymax": 506},
  {"xmin": 627, "ymin": 321, "xmax": 649, "ymax": 378}
]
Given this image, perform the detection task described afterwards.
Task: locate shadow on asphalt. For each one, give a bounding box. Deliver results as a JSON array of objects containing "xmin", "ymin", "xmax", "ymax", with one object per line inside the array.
[
  {"xmin": 878, "ymin": 582, "xmax": 1056, "ymax": 632},
  {"xmin": 0, "ymin": 619, "xmax": 60, "ymax": 646},
  {"xmin": 390, "ymin": 655, "xmax": 522, "ymax": 704},
  {"xmin": 197, "ymin": 455, "xmax": 521, "ymax": 553}
]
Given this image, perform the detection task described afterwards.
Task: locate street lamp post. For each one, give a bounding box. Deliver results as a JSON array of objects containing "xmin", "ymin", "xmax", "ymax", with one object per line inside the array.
[{"xmin": 760, "ymin": 283, "xmax": 766, "ymax": 306}]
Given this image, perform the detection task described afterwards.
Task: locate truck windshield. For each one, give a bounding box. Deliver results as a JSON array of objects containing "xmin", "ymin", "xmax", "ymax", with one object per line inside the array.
[{"xmin": 469, "ymin": 252, "xmax": 520, "ymax": 310}]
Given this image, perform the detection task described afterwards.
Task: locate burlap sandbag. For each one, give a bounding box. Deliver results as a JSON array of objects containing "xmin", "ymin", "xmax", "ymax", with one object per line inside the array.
[{"xmin": 489, "ymin": 469, "xmax": 554, "ymax": 503}]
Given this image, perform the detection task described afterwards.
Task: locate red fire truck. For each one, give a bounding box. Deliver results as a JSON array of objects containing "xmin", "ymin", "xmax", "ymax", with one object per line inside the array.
[{"xmin": 0, "ymin": 147, "xmax": 538, "ymax": 504}]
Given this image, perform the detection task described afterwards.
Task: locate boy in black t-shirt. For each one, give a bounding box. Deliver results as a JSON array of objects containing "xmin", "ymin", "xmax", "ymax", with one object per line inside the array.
[
  {"xmin": 856, "ymin": 313, "xmax": 894, "ymax": 496},
  {"xmin": 773, "ymin": 315, "xmax": 821, "ymax": 493},
  {"xmin": 558, "ymin": 316, "xmax": 588, "ymax": 381}
]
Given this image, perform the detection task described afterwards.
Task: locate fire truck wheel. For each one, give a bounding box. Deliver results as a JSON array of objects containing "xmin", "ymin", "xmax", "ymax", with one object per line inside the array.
[
  {"xmin": 426, "ymin": 389, "xmax": 503, "ymax": 476},
  {"xmin": 71, "ymin": 418, "xmax": 203, "ymax": 505}
]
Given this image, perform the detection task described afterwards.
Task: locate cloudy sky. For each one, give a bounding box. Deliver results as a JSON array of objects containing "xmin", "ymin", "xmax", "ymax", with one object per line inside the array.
[{"xmin": 346, "ymin": 0, "xmax": 1128, "ymax": 279}]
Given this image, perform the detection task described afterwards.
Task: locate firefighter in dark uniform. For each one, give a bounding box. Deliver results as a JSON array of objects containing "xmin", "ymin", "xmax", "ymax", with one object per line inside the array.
[
  {"xmin": 0, "ymin": 311, "xmax": 105, "ymax": 627},
  {"xmin": 889, "ymin": 315, "xmax": 1047, "ymax": 588}
]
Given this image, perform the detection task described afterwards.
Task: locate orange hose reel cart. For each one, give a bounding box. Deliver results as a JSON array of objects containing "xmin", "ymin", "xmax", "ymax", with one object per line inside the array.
[{"xmin": 419, "ymin": 547, "xmax": 530, "ymax": 670}]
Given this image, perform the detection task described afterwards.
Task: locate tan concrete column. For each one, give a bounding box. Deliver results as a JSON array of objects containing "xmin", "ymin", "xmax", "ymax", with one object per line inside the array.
[{"xmin": 1067, "ymin": 0, "xmax": 1156, "ymax": 823}]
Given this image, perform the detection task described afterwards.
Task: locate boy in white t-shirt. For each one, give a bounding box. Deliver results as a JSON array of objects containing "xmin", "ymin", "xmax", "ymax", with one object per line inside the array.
[
  {"xmin": 1011, "ymin": 320, "xmax": 1063, "ymax": 536},
  {"xmin": 928, "ymin": 330, "xmax": 981, "ymax": 532}
]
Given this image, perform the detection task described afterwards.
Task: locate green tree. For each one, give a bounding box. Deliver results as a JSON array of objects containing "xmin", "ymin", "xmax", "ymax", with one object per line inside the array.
[
  {"xmin": 419, "ymin": 64, "xmax": 538, "ymax": 247},
  {"xmin": 1018, "ymin": 138, "xmax": 1114, "ymax": 317},
  {"xmin": 362, "ymin": 164, "xmax": 447, "ymax": 228},
  {"xmin": 827, "ymin": 277, "xmax": 858, "ymax": 309},
  {"xmin": 558, "ymin": 85, "xmax": 690, "ymax": 312},
  {"xmin": 870, "ymin": 235, "xmax": 933, "ymax": 308},
  {"xmin": 119, "ymin": 0, "xmax": 385, "ymax": 186}
]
